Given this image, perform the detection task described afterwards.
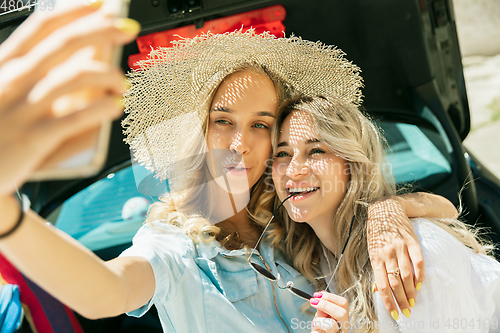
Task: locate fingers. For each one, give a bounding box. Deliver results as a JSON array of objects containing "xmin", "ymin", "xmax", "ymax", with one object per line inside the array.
[
  {"xmin": 0, "ymin": 1, "xmax": 101, "ymax": 65},
  {"xmin": 34, "ymin": 94, "xmax": 123, "ymax": 145},
  {"xmin": 386, "ymin": 263, "xmax": 411, "ymax": 319},
  {"xmin": 408, "ymin": 241, "xmax": 425, "ymax": 291},
  {"xmin": 367, "ymin": 195, "xmax": 426, "ymax": 320},
  {"xmin": 0, "ymin": 12, "xmax": 139, "ymax": 108},
  {"xmin": 312, "ymin": 317, "xmax": 340, "ymax": 333},
  {"xmin": 397, "ymin": 247, "xmax": 416, "ymax": 311},
  {"xmin": 313, "ymin": 292, "xmax": 349, "ymax": 313},
  {"xmin": 0, "ymin": 95, "xmax": 121, "ymax": 193},
  {"xmin": 24, "ymin": 15, "xmax": 139, "ymax": 78},
  {"xmin": 27, "ymin": 62, "xmax": 125, "ymax": 120},
  {"xmin": 1, "ymin": 61, "xmax": 124, "ymax": 140},
  {"xmin": 372, "ymin": 244, "xmax": 423, "ymax": 320},
  {"xmin": 372, "ymin": 260, "xmax": 400, "ymax": 320},
  {"xmin": 310, "ymin": 292, "xmax": 349, "ymax": 332},
  {"xmin": 0, "ymin": 0, "xmax": 136, "ymax": 194},
  {"xmin": 312, "ymin": 307, "xmax": 337, "ymax": 333}
]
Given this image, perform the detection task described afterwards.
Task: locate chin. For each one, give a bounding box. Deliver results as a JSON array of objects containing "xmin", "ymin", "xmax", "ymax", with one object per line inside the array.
[
  {"xmin": 213, "ymin": 173, "xmax": 253, "ymax": 194},
  {"xmin": 283, "ymin": 205, "xmax": 309, "ymax": 223}
]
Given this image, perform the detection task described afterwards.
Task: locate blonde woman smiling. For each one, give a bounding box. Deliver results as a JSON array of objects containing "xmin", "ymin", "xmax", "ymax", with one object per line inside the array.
[{"xmin": 271, "ymin": 95, "xmax": 500, "ymax": 333}]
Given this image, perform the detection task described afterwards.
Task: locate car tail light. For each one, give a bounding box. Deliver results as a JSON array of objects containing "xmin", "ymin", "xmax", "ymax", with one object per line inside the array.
[{"xmin": 128, "ymin": 4, "xmax": 286, "ymax": 69}]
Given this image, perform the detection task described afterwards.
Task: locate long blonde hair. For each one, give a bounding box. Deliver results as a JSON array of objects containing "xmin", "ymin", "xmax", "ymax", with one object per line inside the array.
[
  {"xmin": 270, "ymin": 95, "xmax": 493, "ymax": 332},
  {"xmin": 145, "ymin": 62, "xmax": 286, "ymax": 249}
]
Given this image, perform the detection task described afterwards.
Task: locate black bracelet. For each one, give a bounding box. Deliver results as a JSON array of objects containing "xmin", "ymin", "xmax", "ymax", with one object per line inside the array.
[{"xmin": 0, "ymin": 192, "xmax": 26, "ymax": 239}]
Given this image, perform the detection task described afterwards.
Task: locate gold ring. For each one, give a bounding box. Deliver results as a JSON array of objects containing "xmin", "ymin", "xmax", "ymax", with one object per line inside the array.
[{"xmin": 388, "ymin": 267, "xmax": 400, "ymax": 277}]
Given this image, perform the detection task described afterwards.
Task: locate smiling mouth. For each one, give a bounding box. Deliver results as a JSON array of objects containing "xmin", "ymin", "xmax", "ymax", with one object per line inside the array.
[{"xmin": 286, "ymin": 187, "xmax": 320, "ymax": 196}]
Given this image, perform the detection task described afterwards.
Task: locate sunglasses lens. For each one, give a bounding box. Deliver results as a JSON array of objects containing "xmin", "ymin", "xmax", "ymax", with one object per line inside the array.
[
  {"xmin": 250, "ymin": 262, "xmax": 277, "ymax": 281},
  {"xmin": 289, "ymin": 287, "xmax": 313, "ymax": 300}
]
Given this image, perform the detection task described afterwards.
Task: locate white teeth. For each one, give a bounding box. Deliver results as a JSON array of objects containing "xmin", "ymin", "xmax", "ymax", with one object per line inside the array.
[{"xmin": 288, "ymin": 187, "xmax": 319, "ymax": 193}]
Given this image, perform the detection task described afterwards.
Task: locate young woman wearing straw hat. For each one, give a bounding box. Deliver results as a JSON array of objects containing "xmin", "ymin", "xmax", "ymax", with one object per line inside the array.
[
  {"xmin": 271, "ymin": 95, "xmax": 500, "ymax": 333},
  {"xmin": 0, "ymin": 28, "xmax": 458, "ymax": 332}
]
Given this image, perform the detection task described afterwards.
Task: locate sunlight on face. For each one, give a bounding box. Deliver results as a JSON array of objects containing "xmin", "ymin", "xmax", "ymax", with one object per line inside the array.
[
  {"xmin": 206, "ymin": 69, "xmax": 278, "ymax": 194},
  {"xmin": 272, "ymin": 111, "xmax": 350, "ymax": 227}
]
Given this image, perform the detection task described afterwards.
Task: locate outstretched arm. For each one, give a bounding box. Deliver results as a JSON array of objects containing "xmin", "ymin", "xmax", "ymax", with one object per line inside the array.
[
  {"xmin": 0, "ymin": 194, "xmax": 155, "ymax": 319},
  {"xmin": 367, "ymin": 192, "xmax": 457, "ymax": 321},
  {"xmin": 0, "ymin": 3, "xmax": 150, "ymax": 320}
]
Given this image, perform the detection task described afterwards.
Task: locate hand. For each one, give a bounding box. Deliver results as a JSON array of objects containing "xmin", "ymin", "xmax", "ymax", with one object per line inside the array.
[
  {"xmin": 309, "ymin": 291, "xmax": 349, "ymax": 333},
  {"xmin": 367, "ymin": 197, "xmax": 424, "ymax": 320},
  {"xmin": 0, "ymin": 2, "xmax": 140, "ymax": 196}
]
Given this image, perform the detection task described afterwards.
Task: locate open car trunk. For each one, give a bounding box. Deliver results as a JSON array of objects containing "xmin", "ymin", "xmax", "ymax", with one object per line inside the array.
[
  {"xmin": 2, "ymin": 0, "xmax": 485, "ymax": 221},
  {"xmin": 2, "ymin": 1, "xmax": 500, "ymax": 332}
]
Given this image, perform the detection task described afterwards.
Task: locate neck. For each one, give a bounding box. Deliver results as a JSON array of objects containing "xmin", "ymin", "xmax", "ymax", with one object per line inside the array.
[
  {"xmin": 307, "ymin": 216, "xmax": 338, "ymax": 257},
  {"xmin": 216, "ymin": 209, "xmax": 261, "ymax": 248},
  {"xmin": 212, "ymin": 183, "xmax": 260, "ymax": 247},
  {"xmin": 211, "ymin": 180, "xmax": 250, "ymax": 221}
]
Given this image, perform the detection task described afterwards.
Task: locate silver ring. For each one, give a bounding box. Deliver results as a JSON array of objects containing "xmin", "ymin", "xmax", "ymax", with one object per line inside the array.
[{"xmin": 388, "ymin": 267, "xmax": 400, "ymax": 277}]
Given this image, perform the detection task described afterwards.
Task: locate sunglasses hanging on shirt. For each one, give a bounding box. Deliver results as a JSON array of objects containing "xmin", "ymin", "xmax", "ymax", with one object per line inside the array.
[{"xmin": 247, "ymin": 193, "xmax": 354, "ymax": 300}]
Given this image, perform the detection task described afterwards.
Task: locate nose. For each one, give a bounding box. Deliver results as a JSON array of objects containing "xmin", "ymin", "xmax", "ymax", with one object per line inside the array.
[
  {"xmin": 285, "ymin": 153, "xmax": 309, "ymax": 178},
  {"xmin": 229, "ymin": 131, "xmax": 249, "ymax": 155}
]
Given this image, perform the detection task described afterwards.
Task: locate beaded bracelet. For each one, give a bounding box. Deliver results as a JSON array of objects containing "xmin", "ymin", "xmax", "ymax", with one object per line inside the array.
[{"xmin": 0, "ymin": 192, "xmax": 27, "ymax": 239}]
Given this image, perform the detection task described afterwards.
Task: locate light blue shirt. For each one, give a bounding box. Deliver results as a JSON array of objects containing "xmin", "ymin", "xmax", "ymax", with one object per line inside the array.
[{"xmin": 119, "ymin": 221, "xmax": 316, "ymax": 332}]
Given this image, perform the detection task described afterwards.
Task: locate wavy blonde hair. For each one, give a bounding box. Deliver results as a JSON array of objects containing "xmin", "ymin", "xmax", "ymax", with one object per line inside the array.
[
  {"xmin": 270, "ymin": 95, "xmax": 493, "ymax": 332},
  {"xmin": 144, "ymin": 62, "xmax": 285, "ymax": 249}
]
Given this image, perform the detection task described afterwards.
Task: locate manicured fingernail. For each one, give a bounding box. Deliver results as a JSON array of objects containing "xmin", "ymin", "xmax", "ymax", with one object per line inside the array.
[
  {"xmin": 310, "ymin": 298, "xmax": 320, "ymax": 306},
  {"xmin": 313, "ymin": 292, "xmax": 323, "ymax": 298},
  {"xmin": 416, "ymin": 282, "xmax": 422, "ymax": 291},
  {"xmin": 87, "ymin": 0, "xmax": 103, "ymax": 9},
  {"xmin": 409, "ymin": 298, "xmax": 415, "ymax": 308},
  {"xmin": 114, "ymin": 18, "xmax": 141, "ymax": 36},
  {"xmin": 372, "ymin": 282, "xmax": 376, "ymax": 293},
  {"xmin": 391, "ymin": 310, "xmax": 399, "ymax": 321},
  {"xmin": 115, "ymin": 97, "xmax": 124, "ymax": 108},
  {"xmin": 402, "ymin": 308, "xmax": 411, "ymax": 318}
]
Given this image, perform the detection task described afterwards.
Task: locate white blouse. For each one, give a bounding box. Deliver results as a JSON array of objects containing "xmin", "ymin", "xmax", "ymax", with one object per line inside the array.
[{"xmin": 323, "ymin": 218, "xmax": 500, "ymax": 333}]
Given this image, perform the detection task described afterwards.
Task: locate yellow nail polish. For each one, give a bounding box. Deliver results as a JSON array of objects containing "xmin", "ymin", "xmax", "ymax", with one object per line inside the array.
[
  {"xmin": 416, "ymin": 282, "xmax": 422, "ymax": 291},
  {"xmin": 391, "ymin": 310, "xmax": 399, "ymax": 321},
  {"xmin": 114, "ymin": 18, "xmax": 141, "ymax": 36},
  {"xmin": 409, "ymin": 298, "xmax": 415, "ymax": 308},
  {"xmin": 402, "ymin": 308, "xmax": 411, "ymax": 318},
  {"xmin": 87, "ymin": 0, "xmax": 103, "ymax": 9},
  {"xmin": 372, "ymin": 282, "xmax": 376, "ymax": 293}
]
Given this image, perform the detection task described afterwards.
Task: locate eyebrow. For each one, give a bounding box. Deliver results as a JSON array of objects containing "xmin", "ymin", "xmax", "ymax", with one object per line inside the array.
[
  {"xmin": 277, "ymin": 139, "xmax": 321, "ymax": 147},
  {"xmin": 209, "ymin": 107, "xmax": 275, "ymax": 118}
]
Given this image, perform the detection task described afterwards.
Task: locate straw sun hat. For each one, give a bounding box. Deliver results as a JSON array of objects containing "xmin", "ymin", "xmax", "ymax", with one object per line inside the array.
[{"xmin": 122, "ymin": 29, "xmax": 363, "ymax": 182}]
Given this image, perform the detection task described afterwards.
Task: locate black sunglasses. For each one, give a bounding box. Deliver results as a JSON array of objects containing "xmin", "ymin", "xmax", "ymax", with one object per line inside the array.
[
  {"xmin": 247, "ymin": 193, "xmax": 355, "ymax": 300},
  {"xmin": 247, "ymin": 193, "xmax": 313, "ymax": 300}
]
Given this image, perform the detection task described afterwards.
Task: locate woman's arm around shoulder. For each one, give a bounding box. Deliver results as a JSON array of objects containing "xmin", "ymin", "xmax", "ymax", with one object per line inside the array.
[
  {"xmin": 375, "ymin": 218, "xmax": 500, "ymax": 332},
  {"xmin": 367, "ymin": 193, "xmax": 458, "ymax": 321}
]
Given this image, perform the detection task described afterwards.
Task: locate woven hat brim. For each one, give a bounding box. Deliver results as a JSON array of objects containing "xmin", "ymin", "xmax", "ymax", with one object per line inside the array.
[{"xmin": 122, "ymin": 29, "xmax": 364, "ymax": 181}]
